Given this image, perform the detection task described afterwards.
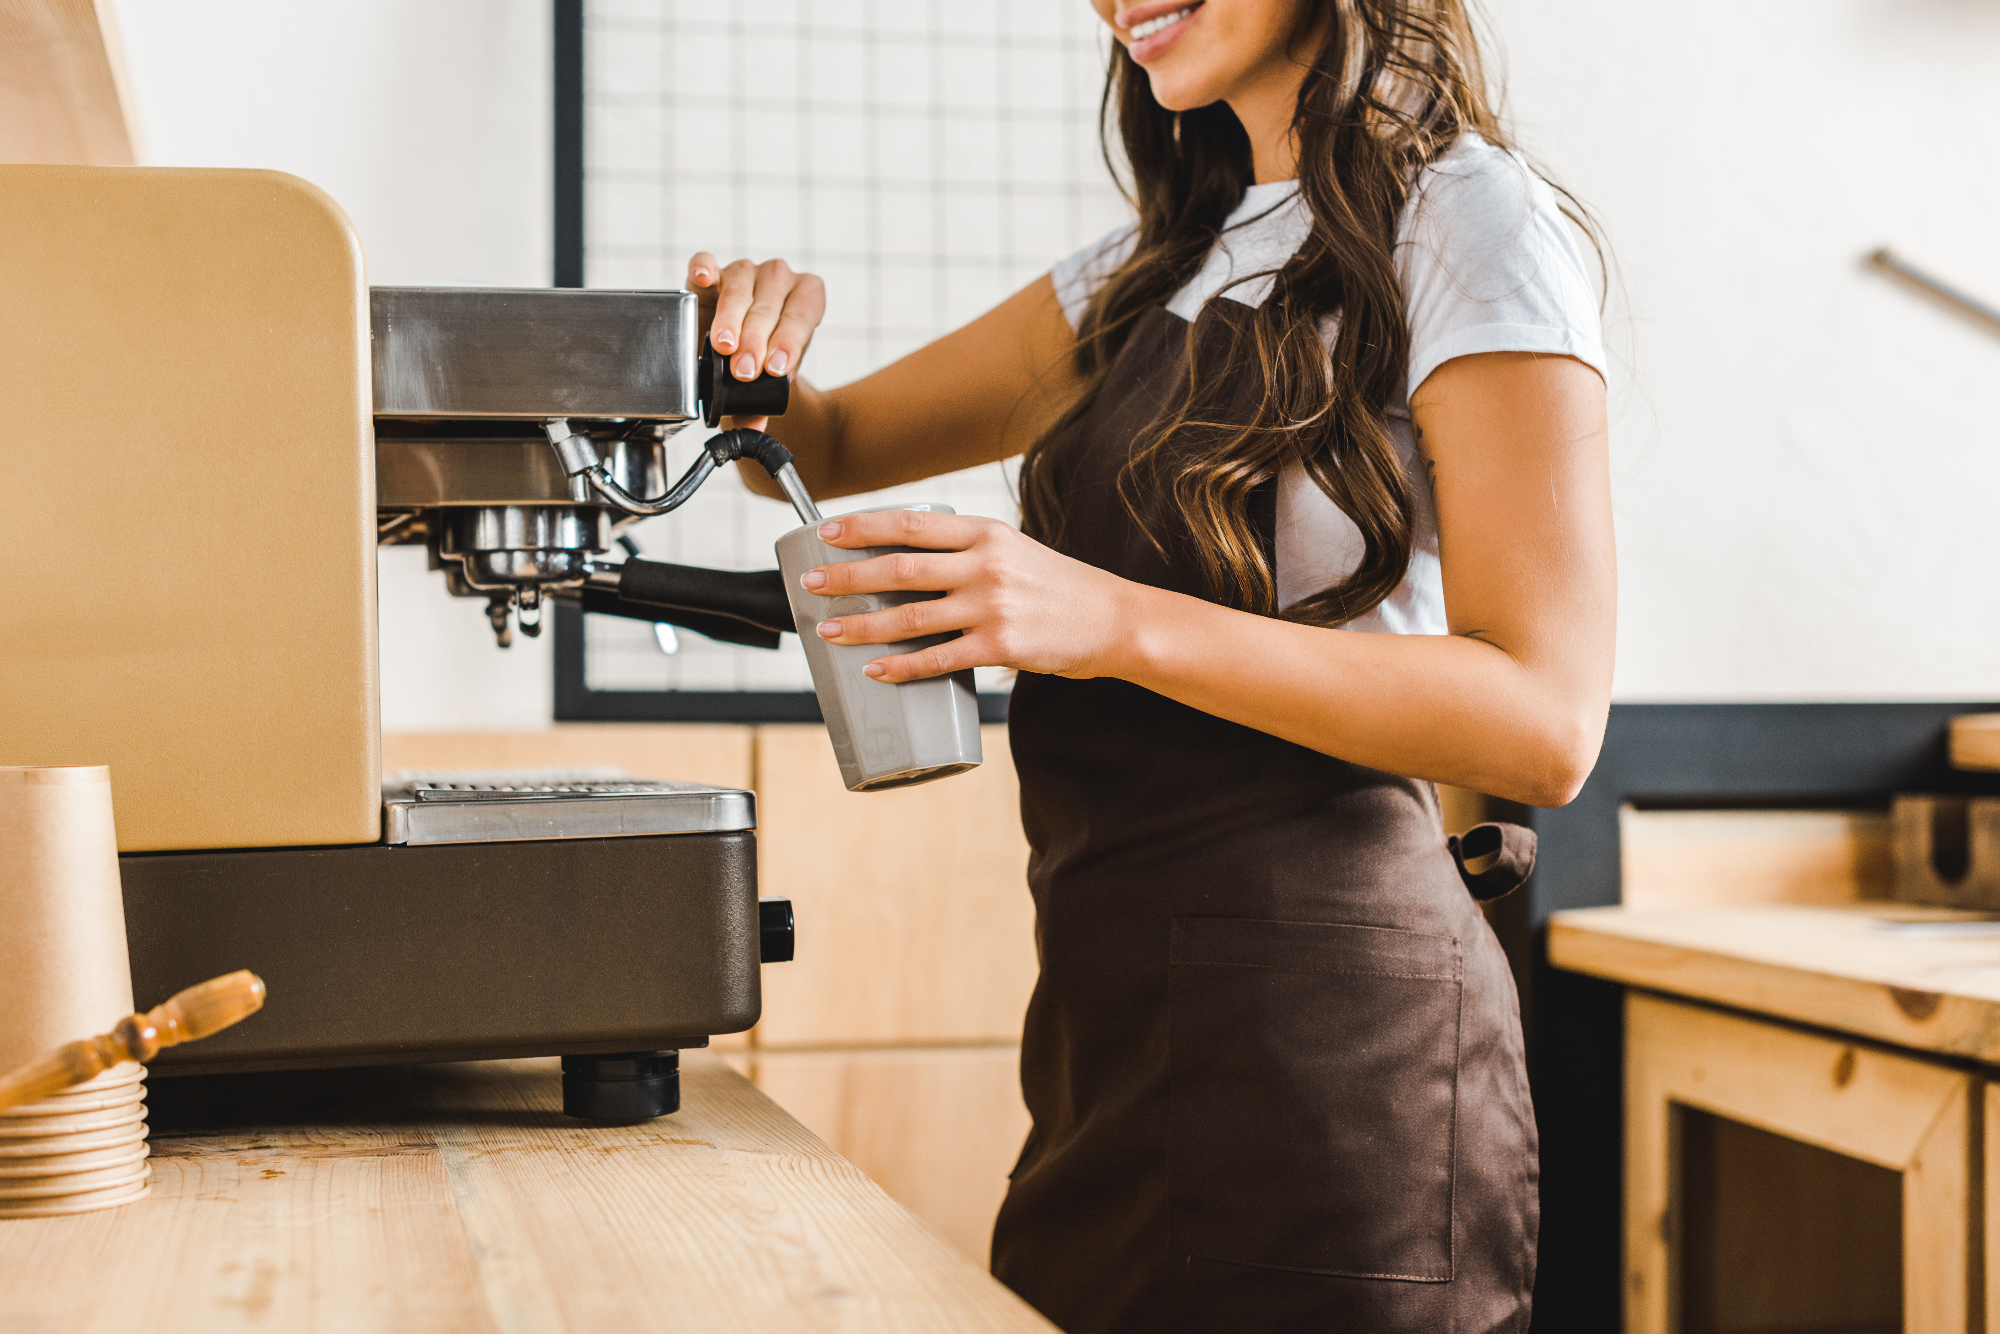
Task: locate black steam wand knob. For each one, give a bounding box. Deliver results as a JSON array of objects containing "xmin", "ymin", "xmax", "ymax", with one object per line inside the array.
[{"xmin": 699, "ymin": 345, "xmax": 791, "ymax": 427}]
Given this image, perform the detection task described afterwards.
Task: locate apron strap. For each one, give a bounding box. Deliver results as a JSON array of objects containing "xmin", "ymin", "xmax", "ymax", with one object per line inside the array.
[{"xmin": 1447, "ymin": 822, "xmax": 1537, "ymax": 902}]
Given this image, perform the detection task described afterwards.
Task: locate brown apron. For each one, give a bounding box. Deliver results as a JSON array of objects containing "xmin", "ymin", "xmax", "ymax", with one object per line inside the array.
[{"xmin": 992, "ymin": 301, "xmax": 1539, "ymax": 1334}]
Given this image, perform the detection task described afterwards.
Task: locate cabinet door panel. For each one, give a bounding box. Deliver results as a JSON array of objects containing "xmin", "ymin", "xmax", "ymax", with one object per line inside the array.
[
  {"xmin": 750, "ymin": 1045, "xmax": 1029, "ymax": 1264},
  {"xmin": 754, "ymin": 724, "xmax": 1037, "ymax": 1047}
]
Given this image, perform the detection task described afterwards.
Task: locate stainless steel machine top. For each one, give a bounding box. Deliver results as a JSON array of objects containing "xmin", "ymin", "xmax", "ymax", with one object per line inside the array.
[
  {"xmin": 382, "ymin": 770, "xmax": 756, "ymax": 846},
  {"xmin": 371, "ymin": 287, "xmax": 700, "ymax": 421}
]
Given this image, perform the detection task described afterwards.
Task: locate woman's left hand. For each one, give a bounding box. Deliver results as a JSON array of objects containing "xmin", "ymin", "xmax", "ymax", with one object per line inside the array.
[{"xmin": 802, "ymin": 508, "xmax": 1141, "ymax": 683}]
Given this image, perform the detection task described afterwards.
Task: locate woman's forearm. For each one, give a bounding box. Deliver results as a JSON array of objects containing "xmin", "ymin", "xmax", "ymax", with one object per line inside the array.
[
  {"xmin": 739, "ymin": 275, "xmax": 1083, "ymax": 504},
  {"xmin": 797, "ymin": 353, "xmax": 1613, "ymax": 807},
  {"xmin": 1106, "ymin": 581, "xmax": 1605, "ymax": 807},
  {"xmin": 805, "ymin": 503, "xmax": 1609, "ymax": 806}
]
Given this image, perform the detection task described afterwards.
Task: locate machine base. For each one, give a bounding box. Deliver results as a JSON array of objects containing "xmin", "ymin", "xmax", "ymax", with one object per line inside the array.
[{"xmin": 120, "ymin": 832, "xmax": 761, "ymax": 1074}]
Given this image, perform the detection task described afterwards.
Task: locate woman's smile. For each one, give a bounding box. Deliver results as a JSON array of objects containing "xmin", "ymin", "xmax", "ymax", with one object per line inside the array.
[
  {"xmin": 1122, "ymin": 2, "xmax": 1206, "ymax": 61},
  {"xmin": 1096, "ymin": 0, "xmax": 1318, "ymax": 138}
]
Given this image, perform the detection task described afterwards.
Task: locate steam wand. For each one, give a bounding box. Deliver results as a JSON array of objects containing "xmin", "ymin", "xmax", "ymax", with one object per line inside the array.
[{"xmin": 544, "ymin": 422, "xmax": 822, "ymax": 526}]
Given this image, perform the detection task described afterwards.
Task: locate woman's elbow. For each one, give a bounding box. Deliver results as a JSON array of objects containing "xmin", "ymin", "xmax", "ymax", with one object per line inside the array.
[{"xmin": 1496, "ymin": 710, "xmax": 1607, "ymax": 809}]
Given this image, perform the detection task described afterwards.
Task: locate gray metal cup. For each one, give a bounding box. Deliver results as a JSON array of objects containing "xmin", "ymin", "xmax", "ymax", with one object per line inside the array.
[{"xmin": 775, "ymin": 505, "xmax": 982, "ymax": 792}]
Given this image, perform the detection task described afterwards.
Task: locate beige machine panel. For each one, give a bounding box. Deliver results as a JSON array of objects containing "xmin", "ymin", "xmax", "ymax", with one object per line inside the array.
[{"xmin": 0, "ymin": 166, "xmax": 379, "ymax": 851}]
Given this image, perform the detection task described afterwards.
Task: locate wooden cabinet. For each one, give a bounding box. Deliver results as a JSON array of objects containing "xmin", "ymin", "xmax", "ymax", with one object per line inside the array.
[
  {"xmin": 1624, "ymin": 992, "xmax": 1974, "ymax": 1334},
  {"xmin": 747, "ymin": 723, "xmax": 1037, "ymax": 1261},
  {"xmin": 741, "ymin": 1045, "xmax": 1030, "ymax": 1263},
  {"xmin": 1555, "ymin": 906, "xmax": 2000, "ymax": 1334},
  {"xmin": 751, "ymin": 725, "xmax": 1037, "ymax": 1049}
]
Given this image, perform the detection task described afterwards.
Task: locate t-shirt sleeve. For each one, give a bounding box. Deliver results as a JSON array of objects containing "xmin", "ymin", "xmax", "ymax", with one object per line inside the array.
[
  {"xmin": 1396, "ymin": 141, "xmax": 1606, "ymax": 401},
  {"xmin": 1050, "ymin": 221, "xmax": 1140, "ymax": 331}
]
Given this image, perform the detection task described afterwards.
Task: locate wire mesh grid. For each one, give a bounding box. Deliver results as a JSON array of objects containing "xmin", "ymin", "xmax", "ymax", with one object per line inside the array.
[{"xmin": 580, "ymin": 0, "xmax": 1130, "ymax": 694}]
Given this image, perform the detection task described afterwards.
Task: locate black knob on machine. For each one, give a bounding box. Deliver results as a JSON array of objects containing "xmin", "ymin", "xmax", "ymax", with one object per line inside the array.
[
  {"xmin": 759, "ymin": 897, "xmax": 795, "ymax": 964},
  {"xmin": 700, "ymin": 346, "xmax": 792, "ymax": 427}
]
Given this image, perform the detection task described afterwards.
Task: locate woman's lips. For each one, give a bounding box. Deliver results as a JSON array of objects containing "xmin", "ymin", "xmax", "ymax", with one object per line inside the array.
[{"xmin": 1124, "ymin": 2, "xmax": 1203, "ymax": 63}]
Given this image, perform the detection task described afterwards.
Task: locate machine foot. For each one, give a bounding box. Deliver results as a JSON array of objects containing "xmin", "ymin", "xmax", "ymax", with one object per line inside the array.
[{"xmin": 561, "ymin": 1051, "xmax": 680, "ymax": 1120}]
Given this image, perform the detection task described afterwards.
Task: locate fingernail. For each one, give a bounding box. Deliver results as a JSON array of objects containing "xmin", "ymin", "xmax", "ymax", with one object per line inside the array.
[
  {"xmin": 818, "ymin": 521, "xmax": 843, "ymax": 540},
  {"xmin": 694, "ymin": 267, "xmax": 713, "ymax": 283},
  {"xmin": 733, "ymin": 352, "xmax": 757, "ymax": 380},
  {"xmin": 713, "ymin": 328, "xmax": 735, "ymax": 351},
  {"xmin": 863, "ymin": 662, "xmax": 886, "ymax": 678},
  {"xmin": 800, "ymin": 569, "xmax": 826, "ymax": 590},
  {"xmin": 767, "ymin": 350, "xmax": 789, "ymax": 377},
  {"xmin": 816, "ymin": 620, "xmax": 843, "ymax": 639}
]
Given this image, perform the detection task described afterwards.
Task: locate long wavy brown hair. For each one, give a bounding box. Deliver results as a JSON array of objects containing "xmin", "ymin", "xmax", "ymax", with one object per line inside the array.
[{"xmin": 1020, "ymin": 0, "xmax": 1533, "ymax": 626}]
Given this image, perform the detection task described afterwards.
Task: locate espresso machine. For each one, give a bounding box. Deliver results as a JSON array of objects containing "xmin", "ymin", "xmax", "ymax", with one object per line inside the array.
[
  {"xmin": 371, "ymin": 284, "xmax": 813, "ymax": 652},
  {"xmin": 0, "ymin": 164, "xmax": 977, "ymax": 1119}
]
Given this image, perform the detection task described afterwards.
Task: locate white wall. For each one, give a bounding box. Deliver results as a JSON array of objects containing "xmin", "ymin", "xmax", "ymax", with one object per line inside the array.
[
  {"xmin": 1491, "ymin": 0, "xmax": 2000, "ymax": 700},
  {"xmin": 114, "ymin": 0, "xmax": 557, "ymax": 731},
  {"xmin": 113, "ymin": 0, "xmax": 2000, "ymax": 719}
]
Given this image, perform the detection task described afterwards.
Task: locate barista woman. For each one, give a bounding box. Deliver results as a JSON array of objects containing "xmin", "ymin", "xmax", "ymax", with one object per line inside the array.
[{"xmin": 691, "ymin": 1, "xmax": 1611, "ymax": 1329}]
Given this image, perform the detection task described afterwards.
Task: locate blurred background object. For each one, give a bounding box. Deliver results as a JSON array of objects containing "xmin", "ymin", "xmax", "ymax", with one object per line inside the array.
[
  {"xmin": 1865, "ymin": 247, "xmax": 2000, "ymax": 341},
  {"xmin": 0, "ymin": 0, "xmax": 140, "ymax": 164}
]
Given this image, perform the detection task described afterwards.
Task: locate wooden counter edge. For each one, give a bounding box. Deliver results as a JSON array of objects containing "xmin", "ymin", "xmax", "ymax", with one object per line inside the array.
[
  {"xmin": 0, "ymin": 1053, "xmax": 1062, "ymax": 1334},
  {"xmin": 1547, "ymin": 912, "xmax": 2000, "ymax": 1065}
]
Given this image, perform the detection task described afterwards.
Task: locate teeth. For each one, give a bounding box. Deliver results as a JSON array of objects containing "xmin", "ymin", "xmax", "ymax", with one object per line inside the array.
[{"xmin": 1130, "ymin": 5, "xmax": 1195, "ymax": 40}]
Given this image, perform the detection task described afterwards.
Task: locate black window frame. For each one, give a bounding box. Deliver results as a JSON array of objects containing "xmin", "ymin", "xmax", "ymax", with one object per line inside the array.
[{"xmin": 549, "ymin": 0, "xmax": 1004, "ymax": 725}]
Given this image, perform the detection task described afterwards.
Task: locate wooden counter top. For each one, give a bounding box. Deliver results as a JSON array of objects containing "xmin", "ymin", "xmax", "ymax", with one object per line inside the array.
[
  {"xmin": 0, "ymin": 1054, "xmax": 1056, "ymax": 1333},
  {"xmin": 1550, "ymin": 903, "xmax": 2000, "ymax": 1064}
]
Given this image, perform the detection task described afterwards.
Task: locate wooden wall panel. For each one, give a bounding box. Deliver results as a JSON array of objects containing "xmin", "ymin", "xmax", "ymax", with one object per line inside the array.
[
  {"xmin": 1437, "ymin": 785, "xmax": 1487, "ymax": 836},
  {"xmin": 746, "ymin": 1046, "xmax": 1029, "ymax": 1264},
  {"xmin": 381, "ymin": 725, "xmax": 754, "ymax": 791},
  {"xmin": 752, "ymin": 725, "xmax": 1037, "ymax": 1048},
  {"xmin": 1620, "ymin": 808, "xmax": 1891, "ymax": 909},
  {"xmin": 1950, "ymin": 712, "xmax": 2000, "ymax": 772},
  {"xmin": 1678, "ymin": 1109, "xmax": 1902, "ymax": 1334}
]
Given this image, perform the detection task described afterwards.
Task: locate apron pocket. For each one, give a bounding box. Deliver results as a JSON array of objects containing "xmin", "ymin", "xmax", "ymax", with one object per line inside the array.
[{"xmin": 1167, "ymin": 916, "xmax": 1462, "ymax": 1281}]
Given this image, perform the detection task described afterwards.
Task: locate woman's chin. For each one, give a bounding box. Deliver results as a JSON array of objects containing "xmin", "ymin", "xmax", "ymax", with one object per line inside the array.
[{"xmin": 1140, "ymin": 68, "xmax": 1226, "ymax": 113}]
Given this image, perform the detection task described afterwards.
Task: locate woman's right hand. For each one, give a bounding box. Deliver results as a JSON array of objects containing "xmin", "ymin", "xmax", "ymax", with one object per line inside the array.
[{"xmin": 686, "ymin": 252, "xmax": 826, "ymax": 397}]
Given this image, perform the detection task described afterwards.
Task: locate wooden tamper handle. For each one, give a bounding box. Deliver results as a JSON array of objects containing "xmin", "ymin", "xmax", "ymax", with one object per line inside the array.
[{"xmin": 0, "ymin": 970, "xmax": 267, "ymax": 1111}]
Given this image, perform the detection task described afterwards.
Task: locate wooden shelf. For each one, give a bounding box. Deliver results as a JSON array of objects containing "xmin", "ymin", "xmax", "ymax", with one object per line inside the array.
[
  {"xmin": 1623, "ymin": 993, "xmax": 1973, "ymax": 1334},
  {"xmin": 1549, "ymin": 902, "xmax": 2000, "ymax": 1063}
]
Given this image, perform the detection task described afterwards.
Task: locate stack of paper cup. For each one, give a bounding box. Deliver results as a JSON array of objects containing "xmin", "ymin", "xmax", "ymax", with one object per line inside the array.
[
  {"xmin": 0, "ymin": 766, "xmax": 148, "ymax": 1217},
  {"xmin": 0, "ymin": 1065, "xmax": 148, "ymax": 1216}
]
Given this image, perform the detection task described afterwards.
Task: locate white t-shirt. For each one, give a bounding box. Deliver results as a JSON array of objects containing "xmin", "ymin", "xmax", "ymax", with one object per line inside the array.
[{"xmin": 1049, "ymin": 133, "xmax": 1605, "ymax": 635}]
